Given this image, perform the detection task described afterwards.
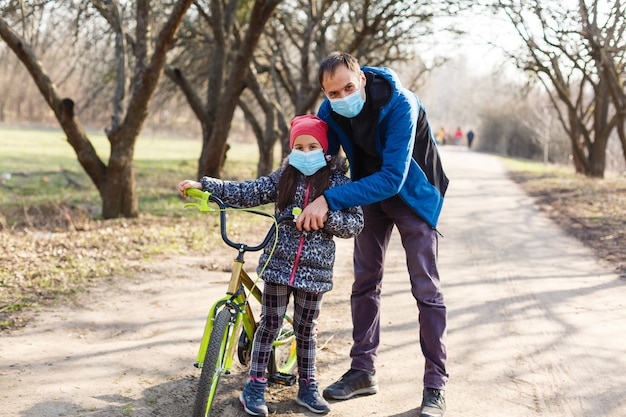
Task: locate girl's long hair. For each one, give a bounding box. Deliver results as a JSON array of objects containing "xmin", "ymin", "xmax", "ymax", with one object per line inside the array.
[{"xmin": 276, "ymin": 155, "xmax": 345, "ymax": 212}]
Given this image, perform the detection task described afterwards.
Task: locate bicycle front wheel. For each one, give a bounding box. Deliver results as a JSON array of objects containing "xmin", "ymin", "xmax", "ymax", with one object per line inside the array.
[{"xmin": 192, "ymin": 308, "xmax": 232, "ymax": 417}]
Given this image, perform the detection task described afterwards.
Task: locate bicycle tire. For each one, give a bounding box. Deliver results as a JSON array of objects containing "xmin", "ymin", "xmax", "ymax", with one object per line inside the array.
[
  {"xmin": 192, "ymin": 308, "xmax": 232, "ymax": 417},
  {"xmin": 236, "ymin": 322, "xmax": 295, "ymax": 374}
]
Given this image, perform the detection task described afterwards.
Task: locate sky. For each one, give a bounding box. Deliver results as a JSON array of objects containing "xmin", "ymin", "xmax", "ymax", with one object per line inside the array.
[
  {"xmin": 419, "ymin": 7, "xmax": 526, "ymax": 77},
  {"xmin": 413, "ymin": 10, "xmax": 530, "ymax": 135}
]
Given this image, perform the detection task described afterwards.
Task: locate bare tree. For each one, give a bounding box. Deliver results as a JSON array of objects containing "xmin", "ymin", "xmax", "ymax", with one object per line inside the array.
[
  {"xmin": 0, "ymin": 44, "xmax": 10, "ymax": 122},
  {"xmin": 579, "ymin": 0, "xmax": 626, "ymax": 166},
  {"xmin": 0, "ymin": 3, "xmax": 70, "ymax": 124},
  {"xmin": 165, "ymin": 0, "xmax": 283, "ymax": 179},
  {"xmin": 238, "ymin": 65, "xmax": 284, "ymax": 176},
  {"xmin": 496, "ymin": 0, "xmax": 625, "ymax": 178},
  {"xmin": 0, "ymin": 0, "xmax": 193, "ymax": 218},
  {"xmin": 165, "ymin": 0, "xmax": 467, "ymax": 178},
  {"xmin": 238, "ymin": 0, "xmax": 338, "ymax": 176},
  {"xmin": 241, "ymin": 0, "xmax": 455, "ymax": 176}
]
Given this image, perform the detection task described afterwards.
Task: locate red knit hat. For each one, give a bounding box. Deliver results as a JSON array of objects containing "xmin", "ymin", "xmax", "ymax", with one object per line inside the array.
[{"xmin": 289, "ymin": 115, "xmax": 329, "ymax": 153}]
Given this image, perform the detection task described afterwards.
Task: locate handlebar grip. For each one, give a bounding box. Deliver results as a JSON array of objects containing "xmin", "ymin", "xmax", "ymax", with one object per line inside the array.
[
  {"xmin": 183, "ymin": 188, "xmax": 215, "ymax": 212},
  {"xmin": 184, "ymin": 188, "xmax": 208, "ymax": 199}
]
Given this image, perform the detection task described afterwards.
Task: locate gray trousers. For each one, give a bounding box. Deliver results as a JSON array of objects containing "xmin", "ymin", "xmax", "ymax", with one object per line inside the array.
[{"xmin": 350, "ymin": 196, "xmax": 448, "ymax": 389}]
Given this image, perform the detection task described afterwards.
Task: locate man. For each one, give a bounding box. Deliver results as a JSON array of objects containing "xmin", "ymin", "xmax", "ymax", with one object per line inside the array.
[
  {"xmin": 295, "ymin": 51, "xmax": 449, "ymax": 417},
  {"xmin": 467, "ymin": 129, "xmax": 475, "ymax": 149}
]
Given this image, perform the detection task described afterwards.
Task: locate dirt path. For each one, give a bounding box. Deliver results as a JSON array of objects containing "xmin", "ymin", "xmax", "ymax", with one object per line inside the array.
[{"xmin": 2, "ymin": 147, "xmax": 626, "ymax": 417}]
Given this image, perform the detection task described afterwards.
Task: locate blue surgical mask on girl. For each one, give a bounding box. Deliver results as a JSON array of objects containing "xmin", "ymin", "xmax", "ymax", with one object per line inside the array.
[
  {"xmin": 329, "ymin": 86, "xmax": 365, "ymax": 118},
  {"xmin": 288, "ymin": 148, "xmax": 327, "ymax": 176}
]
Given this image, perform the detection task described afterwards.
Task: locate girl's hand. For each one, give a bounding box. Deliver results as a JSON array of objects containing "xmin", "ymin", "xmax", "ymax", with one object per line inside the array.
[{"xmin": 178, "ymin": 180, "xmax": 202, "ymax": 197}]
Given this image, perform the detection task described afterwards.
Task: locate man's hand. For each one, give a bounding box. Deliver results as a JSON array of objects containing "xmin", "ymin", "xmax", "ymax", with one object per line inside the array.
[{"xmin": 296, "ymin": 195, "xmax": 329, "ymax": 231}]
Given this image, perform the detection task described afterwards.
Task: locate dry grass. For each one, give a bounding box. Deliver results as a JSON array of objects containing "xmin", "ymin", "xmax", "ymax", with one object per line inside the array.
[
  {"xmin": 0, "ymin": 201, "xmax": 272, "ymax": 332},
  {"xmin": 0, "ymin": 126, "xmax": 273, "ymax": 332}
]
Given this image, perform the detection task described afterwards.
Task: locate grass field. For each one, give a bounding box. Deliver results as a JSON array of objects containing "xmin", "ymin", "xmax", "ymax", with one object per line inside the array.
[
  {"xmin": 0, "ymin": 125, "xmax": 268, "ymax": 217},
  {"xmin": 0, "ymin": 125, "xmax": 279, "ymax": 329}
]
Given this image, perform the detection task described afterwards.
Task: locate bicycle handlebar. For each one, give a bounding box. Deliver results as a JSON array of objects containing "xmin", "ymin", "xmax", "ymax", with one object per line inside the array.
[{"xmin": 183, "ymin": 188, "xmax": 299, "ymax": 253}]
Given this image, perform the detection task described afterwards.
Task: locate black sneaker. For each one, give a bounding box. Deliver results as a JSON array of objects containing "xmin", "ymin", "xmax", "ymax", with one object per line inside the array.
[
  {"xmin": 322, "ymin": 369, "xmax": 378, "ymax": 400},
  {"xmin": 420, "ymin": 387, "xmax": 445, "ymax": 417}
]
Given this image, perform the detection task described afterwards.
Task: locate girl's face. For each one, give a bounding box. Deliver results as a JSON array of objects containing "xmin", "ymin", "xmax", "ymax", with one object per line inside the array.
[{"xmin": 292, "ymin": 134, "xmax": 323, "ymax": 153}]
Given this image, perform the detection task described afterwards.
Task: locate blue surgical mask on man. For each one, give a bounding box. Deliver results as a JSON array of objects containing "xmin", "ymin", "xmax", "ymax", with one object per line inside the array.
[
  {"xmin": 288, "ymin": 148, "xmax": 327, "ymax": 176},
  {"xmin": 329, "ymin": 86, "xmax": 365, "ymax": 118}
]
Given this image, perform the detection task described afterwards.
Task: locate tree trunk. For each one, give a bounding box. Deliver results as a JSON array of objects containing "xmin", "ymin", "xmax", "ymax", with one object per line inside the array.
[
  {"xmin": 587, "ymin": 146, "xmax": 606, "ymax": 178},
  {"xmin": 199, "ymin": 117, "xmax": 236, "ymax": 178},
  {"xmin": 197, "ymin": 125, "xmax": 214, "ymax": 179},
  {"xmin": 101, "ymin": 160, "xmax": 138, "ymax": 218},
  {"xmin": 59, "ymin": 100, "xmax": 135, "ymax": 218},
  {"xmin": 191, "ymin": 0, "xmax": 281, "ymax": 178},
  {"xmin": 257, "ymin": 140, "xmax": 275, "ymax": 176},
  {"xmin": 239, "ymin": 95, "xmax": 276, "ymax": 177},
  {"xmin": 617, "ymin": 118, "xmax": 626, "ymax": 164},
  {"xmin": 1, "ymin": 1, "xmax": 193, "ymax": 218},
  {"xmin": 97, "ymin": 130, "xmax": 138, "ymax": 218}
]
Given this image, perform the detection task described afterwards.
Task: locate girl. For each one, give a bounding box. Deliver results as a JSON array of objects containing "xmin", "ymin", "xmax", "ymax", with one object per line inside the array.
[{"xmin": 178, "ymin": 115, "xmax": 363, "ymax": 416}]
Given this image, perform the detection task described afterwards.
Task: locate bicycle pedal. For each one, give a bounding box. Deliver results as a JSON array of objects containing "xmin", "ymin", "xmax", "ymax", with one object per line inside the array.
[{"xmin": 269, "ymin": 372, "xmax": 297, "ymax": 386}]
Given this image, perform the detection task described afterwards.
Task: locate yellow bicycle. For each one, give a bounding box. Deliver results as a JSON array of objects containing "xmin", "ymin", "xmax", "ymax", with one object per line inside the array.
[{"xmin": 183, "ymin": 188, "xmax": 299, "ymax": 417}]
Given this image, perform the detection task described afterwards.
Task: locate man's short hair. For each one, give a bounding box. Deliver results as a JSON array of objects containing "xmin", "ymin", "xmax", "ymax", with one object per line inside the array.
[{"xmin": 318, "ymin": 51, "xmax": 361, "ymax": 89}]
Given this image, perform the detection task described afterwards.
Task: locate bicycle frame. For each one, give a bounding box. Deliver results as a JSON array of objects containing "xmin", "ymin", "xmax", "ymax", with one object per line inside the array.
[
  {"xmin": 195, "ymin": 248, "xmax": 297, "ymax": 377},
  {"xmin": 194, "ymin": 257, "xmax": 262, "ymax": 371}
]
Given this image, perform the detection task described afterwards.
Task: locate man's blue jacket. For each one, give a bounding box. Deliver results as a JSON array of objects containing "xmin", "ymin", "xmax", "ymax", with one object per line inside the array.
[{"xmin": 317, "ymin": 66, "xmax": 449, "ymax": 228}]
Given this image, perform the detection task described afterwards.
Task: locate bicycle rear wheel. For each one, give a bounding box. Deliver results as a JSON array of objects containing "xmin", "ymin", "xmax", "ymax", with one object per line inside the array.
[
  {"xmin": 192, "ymin": 308, "xmax": 232, "ymax": 417},
  {"xmin": 267, "ymin": 322, "xmax": 297, "ymax": 386}
]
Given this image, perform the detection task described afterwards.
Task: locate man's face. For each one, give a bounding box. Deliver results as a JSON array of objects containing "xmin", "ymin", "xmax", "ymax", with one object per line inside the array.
[{"xmin": 322, "ymin": 65, "xmax": 366, "ymax": 100}]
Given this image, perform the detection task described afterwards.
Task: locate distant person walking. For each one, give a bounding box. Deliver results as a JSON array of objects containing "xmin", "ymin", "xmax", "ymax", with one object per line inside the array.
[
  {"xmin": 454, "ymin": 127, "xmax": 463, "ymax": 146},
  {"xmin": 437, "ymin": 127, "xmax": 445, "ymax": 145},
  {"xmin": 466, "ymin": 130, "xmax": 474, "ymax": 149}
]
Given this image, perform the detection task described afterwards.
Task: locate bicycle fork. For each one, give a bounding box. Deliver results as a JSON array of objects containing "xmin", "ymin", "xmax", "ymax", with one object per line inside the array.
[{"xmin": 195, "ymin": 261, "xmax": 256, "ymax": 372}]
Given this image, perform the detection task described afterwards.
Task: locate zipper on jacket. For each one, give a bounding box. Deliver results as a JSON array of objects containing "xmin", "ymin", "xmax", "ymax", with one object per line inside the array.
[{"xmin": 289, "ymin": 182, "xmax": 311, "ymax": 286}]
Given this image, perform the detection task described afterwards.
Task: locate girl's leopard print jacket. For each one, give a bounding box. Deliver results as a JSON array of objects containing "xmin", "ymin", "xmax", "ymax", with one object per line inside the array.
[{"xmin": 200, "ymin": 156, "xmax": 363, "ymax": 294}]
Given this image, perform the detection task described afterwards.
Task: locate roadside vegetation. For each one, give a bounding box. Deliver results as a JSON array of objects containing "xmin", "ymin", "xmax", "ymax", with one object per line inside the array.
[
  {"xmin": 0, "ymin": 126, "xmax": 275, "ymax": 331},
  {"xmin": 1, "ymin": 127, "xmax": 625, "ymax": 332}
]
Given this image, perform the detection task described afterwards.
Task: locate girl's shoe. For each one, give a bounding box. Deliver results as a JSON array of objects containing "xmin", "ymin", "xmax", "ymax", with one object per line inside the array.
[
  {"xmin": 239, "ymin": 379, "xmax": 268, "ymax": 416},
  {"xmin": 296, "ymin": 378, "xmax": 330, "ymax": 414}
]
